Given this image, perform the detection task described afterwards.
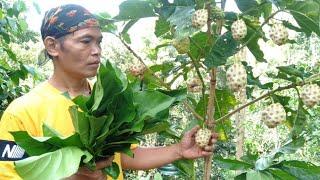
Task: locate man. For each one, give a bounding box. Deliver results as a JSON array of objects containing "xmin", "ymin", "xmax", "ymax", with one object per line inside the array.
[{"xmin": 0, "ymin": 4, "xmax": 218, "ymax": 180}]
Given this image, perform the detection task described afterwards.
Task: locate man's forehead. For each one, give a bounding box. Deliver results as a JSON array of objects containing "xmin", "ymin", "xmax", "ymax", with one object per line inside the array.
[{"xmin": 70, "ymin": 28, "xmax": 103, "ymax": 39}]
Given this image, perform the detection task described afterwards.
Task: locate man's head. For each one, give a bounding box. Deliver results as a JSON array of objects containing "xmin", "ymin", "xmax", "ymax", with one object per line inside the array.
[{"xmin": 41, "ymin": 4, "xmax": 102, "ymax": 78}]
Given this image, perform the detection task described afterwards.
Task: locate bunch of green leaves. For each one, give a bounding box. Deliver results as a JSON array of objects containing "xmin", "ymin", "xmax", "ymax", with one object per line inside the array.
[{"xmin": 11, "ymin": 60, "xmax": 185, "ymax": 179}]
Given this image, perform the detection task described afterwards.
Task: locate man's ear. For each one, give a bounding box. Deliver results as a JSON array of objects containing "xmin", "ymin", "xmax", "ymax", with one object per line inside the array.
[{"xmin": 43, "ymin": 36, "xmax": 59, "ymax": 58}]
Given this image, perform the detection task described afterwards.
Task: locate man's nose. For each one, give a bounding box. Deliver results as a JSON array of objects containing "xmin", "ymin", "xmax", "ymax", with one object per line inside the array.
[{"xmin": 92, "ymin": 44, "xmax": 101, "ymax": 56}]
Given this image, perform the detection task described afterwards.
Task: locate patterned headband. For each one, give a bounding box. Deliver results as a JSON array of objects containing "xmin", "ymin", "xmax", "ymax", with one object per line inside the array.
[{"xmin": 40, "ymin": 4, "xmax": 100, "ymax": 40}]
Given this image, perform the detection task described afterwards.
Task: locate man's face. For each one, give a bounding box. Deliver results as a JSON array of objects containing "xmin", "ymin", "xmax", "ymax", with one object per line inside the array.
[{"xmin": 55, "ymin": 27, "xmax": 103, "ymax": 78}]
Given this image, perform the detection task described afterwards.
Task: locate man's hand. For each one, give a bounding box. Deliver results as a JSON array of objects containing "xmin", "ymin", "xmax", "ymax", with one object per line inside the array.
[
  {"xmin": 67, "ymin": 156, "xmax": 114, "ymax": 180},
  {"xmin": 177, "ymin": 126, "xmax": 218, "ymax": 160}
]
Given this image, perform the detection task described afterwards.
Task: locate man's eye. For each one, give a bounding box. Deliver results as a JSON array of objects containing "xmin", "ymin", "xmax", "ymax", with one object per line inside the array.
[{"xmin": 81, "ymin": 39, "xmax": 91, "ymax": 44}]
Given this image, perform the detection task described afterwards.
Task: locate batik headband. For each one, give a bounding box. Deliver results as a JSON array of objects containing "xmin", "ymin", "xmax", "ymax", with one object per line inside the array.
[{"xmin": 40, "ymin": 4, "xmax": 100, "ymax": 40}]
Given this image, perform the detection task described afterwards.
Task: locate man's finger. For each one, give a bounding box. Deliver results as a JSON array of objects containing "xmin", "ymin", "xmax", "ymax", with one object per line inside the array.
[
  {"xmin": 186, "ymin": 125, "xmax": 200, "ymax": 137},
  {"xmin": 203, "ymin": 146, "xmax": 214, "ymax": 152},
  {"xmin": 211, "ymin": 133, "xmax": 219, "ymax": 139},
  {"xmin": 201, "ymin": 151, "xmax": 213, "ymax": 157},
  {"xmin": 96, "ymin": 156, "xmax": 115, "ymax": 170}
]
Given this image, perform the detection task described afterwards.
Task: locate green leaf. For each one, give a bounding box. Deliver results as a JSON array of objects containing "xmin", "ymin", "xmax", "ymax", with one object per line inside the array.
[
  {"xmin": 122, "ymin": 32, "xmax": 131, "ymax": 44},
  {"xmin": 11, "ymin": 131, "xmax": 84, "ymax": 156},
  {"xmin": 113, "ymin": 0, "xmax": 156, "ymax": 20},
  {"xmin": 255, "ymin": 154, "xmax": 275, "ymax": 171},
  {"xmin": 235, "ymin": 0, "xmax": 260, "ymax": 17},
  {"xmin": 95, "ymin": 114, "xmax": 114, "ymax": 145},
  {"xmin": 4, "ymin": 48, "xmax": 17, "ymax": 61},
  {"xmin": 42, "ymin": 123, "xmax": 62, "ymax": 137},
  {"xmin": 255, "ymin": 136, "xmax": 305, "ymax": 171},
  {"xmin": 0, "ymin": 31, "xmax": 10, "ymax": 44},
  {"xmin": 289, "ymin": 102, "xmax": 307, "ymax": 138},
  {"xmin": 72, "ymin": 95, "xmax": 89, "ymax": 112},
  {"xmin": 276, "ymin": 136, "xmax": 305, "ymax": 157},
  {"xmin": 277, "ymin": 65, "xmax": 305, "ymax": 80},
  {"xmin": 172, "ymin": 159, "xmax": 194, "ymax": 178},
  {"xmin": 167, "ymin": 6, "xmax": 197, "ymax": 38},
  {"xmin": 32, "ymin": 1, "xmax": 41, "ymax": 14},
  {"xmin": 154, "ymin": 172, "xmax": 163, "ymax": 180},
  {"xmin": 244, "ymin": 62, "xmax": 273, "ymax": 90},
  {"xmin": 267, "ymin": 168, "xmax": 297, "ymax": 180},
  {"xmin": 103, "ymin": 162, "xmax": 120, "ymax": 179},
  {"xmin": 275, "ymin": 160, "xmax": 320, "ymax": 180},
  {"xmin": 158, "ymin": 88, "xmax": 187, "ymax": 103},
  {"xmin": 204, "ymin": 32, "xmax": 239, "ymax": 68},
  {"xmin": 245, "ymin": 27, "xmax": 265, "ymax": 62},
  {"xmin": 141, "ymin": 121, "xmax": 170, "ymax": 134},
  {"xmin": 189, "ymin": 32, "xmax": 212, "ymax": 59},
  {"xmin": 69, "ymin": 106, "xmax": 90, "ymax": 147},
  {"xmin": 262, "ymin": 2, "xmax": 272, "ymax": 19},
  {"xmin": 88, "ymin": 60, "xmax": 128, "ymax": 116},
  {"xmin": 286, "ymin": 1, "xmax": 320, "ymax": 36},
  {"xmin": 246, "ymin": 170, "xmax": 275, "ymax": 180},
  {"xmin": 133, "ymin": 90, "xmax": 176, "ymax": 131},
  {"xmin": 88, "ymin": 115, "xmax": 109, "ymax": 146},
  {"xmin": 15, "ymin": 147, "xmax": 92, "ymax": 180},
  {"xmin": 155, "ymin": 17, "xmax": 171, "ymax": 38},
  {"xmin": 235, "ymin": 172, "xmax": 247, "ymax": 180},
  {"xmin": 214, "ymin": 156, "xmax": 253, "ymax": 170},
  {"xmin": 122, "ymin": 19, "xmax": 138, "ymax": 34}
]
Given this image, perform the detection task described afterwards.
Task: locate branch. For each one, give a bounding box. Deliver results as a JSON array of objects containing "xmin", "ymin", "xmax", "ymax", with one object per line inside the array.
[
  {"xmin": 216, "ymin": 74, "xmax": 320, "ymax": 123},
  {"xmin": 204, "ymin": 1, "xmax": 219, "ymax": 180}
]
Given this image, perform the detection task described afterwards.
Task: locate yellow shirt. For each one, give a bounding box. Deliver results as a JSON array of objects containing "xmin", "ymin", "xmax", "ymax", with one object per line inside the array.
[{"xmin": 0, "ymin": 81, "xmax": 128, "ymax": 180}]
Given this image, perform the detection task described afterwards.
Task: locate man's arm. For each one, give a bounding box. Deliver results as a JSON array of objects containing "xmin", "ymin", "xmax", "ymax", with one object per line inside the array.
[{"xmin": 121, "ymin": 126, "xmax": 218, "ymax": 170}]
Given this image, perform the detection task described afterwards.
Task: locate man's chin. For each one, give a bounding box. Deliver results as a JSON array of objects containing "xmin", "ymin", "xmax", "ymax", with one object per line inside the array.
[{"xmin": 85, "ymin": 70, "xmax": 98, "ymax": 78}]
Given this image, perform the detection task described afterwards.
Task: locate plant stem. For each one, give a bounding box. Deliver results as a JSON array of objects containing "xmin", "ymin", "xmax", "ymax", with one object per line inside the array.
[{"xmin": 204, "ymin": 0, "xmax": 220, "ymax": 179}]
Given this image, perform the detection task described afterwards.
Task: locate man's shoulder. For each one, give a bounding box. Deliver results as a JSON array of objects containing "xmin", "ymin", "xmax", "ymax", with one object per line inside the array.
[{"xmin": 5, "ymin": 82, "xmax": 54, "ymax": 111}]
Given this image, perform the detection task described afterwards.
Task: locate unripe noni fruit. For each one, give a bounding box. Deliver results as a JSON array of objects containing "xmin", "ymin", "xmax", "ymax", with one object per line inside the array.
[
  {"xmin": 195, "ymin": 128, "xmax": 212, "ymax": 148},
  {"xmin": 300, "ymin": 84, "xmax": 320, "ymax": 107},
  {"xmin": 269, "ymin": 23, "xmax": 288, "ymax": 45},
  {"xmin": 192, "ymin": 9, "xmax": 208, "ymax": 28},
  {"xmin": 129, "ymin": 64, "xmax": 146, "ymax": 77},
  {"xmin": 226, "ymin": 63, "xmax": 247, "ymax": 92},
  {"xmin": 231, "ymin": 19, "xmax": 247, "ymax": 40},
  {"xmin": 261, "ymin": 103, "xmax": 286, "ymax": 128},
  {"xmin": 172, "ymin": 37, "xmax": 190, "ymax": 54},
  {"xmin": 187, "ymin": 78, "xmax": 202, "ymax": 93},
  {"xmin": 211, "ymin": 6, "xmax": 224, "ymax": 20}
]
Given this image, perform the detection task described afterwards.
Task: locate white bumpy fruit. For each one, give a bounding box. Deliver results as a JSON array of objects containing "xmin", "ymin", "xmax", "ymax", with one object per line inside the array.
[
  {"xmin": 300, "ymin": 84, "xmax": 320, "ymax": 107},
  {"xmin": 231, "ymin": 19, "xmax": 247, "ymax": 40},
  {"xmin": 192, "ymin": 9, "xmax": 208, "ymax": 28},
  {"xmin": 129, "ymin": 64, "xmax": 146, "ymax": 77},
  {"xmin": 226, "ymin": 63, "xmax": 247, "ymax": 92},
  {"xmin": 195, "ymin": 128, "xmax": 212, "ymax": 148},
  {"xmin": 261, "ymin": 103, "xmax": 286, "ymax": 128},
  {"xmin": 269, "ymin": 23, "xmax": 288, "ymax": 45},
  {"xmin": 173, "ymin": 37, "xmax": 190, "ymax": 54},
  {"xmin": 187, "ymin": 78, "xmax": 202, "ymax": 93}
]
